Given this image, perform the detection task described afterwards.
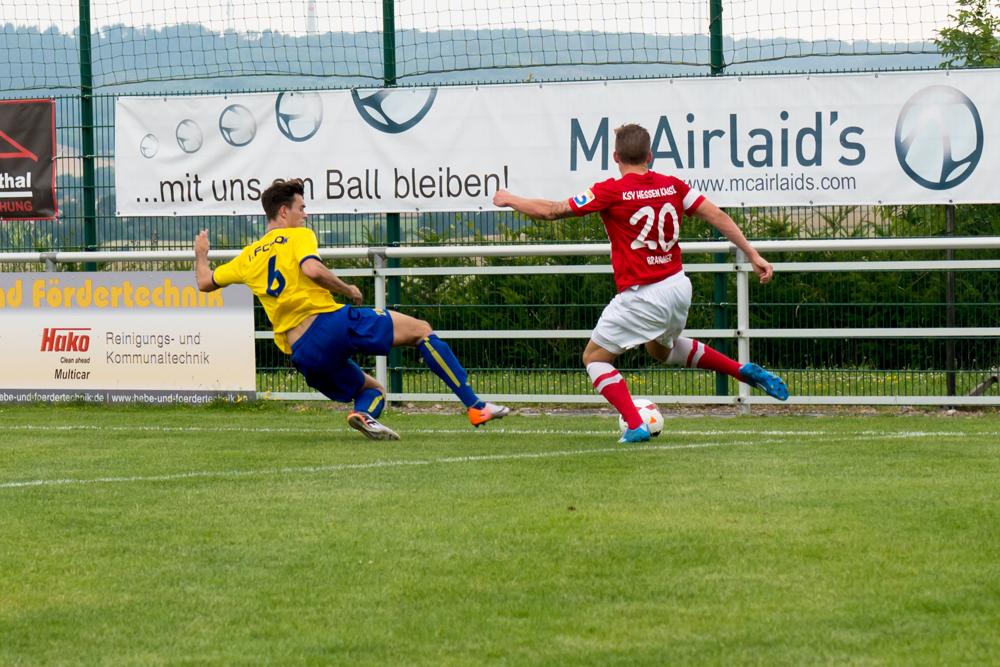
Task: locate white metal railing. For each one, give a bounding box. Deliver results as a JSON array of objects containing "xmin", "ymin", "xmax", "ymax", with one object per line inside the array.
[
  {"xmin": 4, "ymin": 235, "xmax": 1000, "ymax": 266},
  {"xmin": 3, "ymin": 237, "xmax": 1000, "ymax": 407}
]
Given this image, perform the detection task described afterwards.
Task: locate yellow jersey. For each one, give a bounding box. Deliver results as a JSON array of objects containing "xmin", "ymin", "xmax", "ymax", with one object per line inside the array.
[{"xmin": 212, "ymin": 227, "xmax": 343, "ymax": 354}]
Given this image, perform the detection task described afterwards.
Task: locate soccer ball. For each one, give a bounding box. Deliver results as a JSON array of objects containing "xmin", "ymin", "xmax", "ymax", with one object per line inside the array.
[
  {"xmin": 275, "ymin": 91, "xmax": 324, "ymax": 142},
  {"xmin": 618, "ymin": 399, "xmax": 663, "ymax": 437},
  {"xmin": 219, "ymin": 104, "xmax": 257, "ymax": 147},
  {"xmin": 351, "ymin": 87, "xmax": 437, "ymax": 134},
  {"xmin": 175, "ymin": 119, "xmax": 204, "ymax": 154}
]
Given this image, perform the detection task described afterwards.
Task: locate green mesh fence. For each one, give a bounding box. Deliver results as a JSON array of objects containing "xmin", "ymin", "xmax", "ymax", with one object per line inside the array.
[
  {"xmin": 2, "ymin": 0, "xmax": 1000, "ymax": 402},
  {"xmin": 2, "ymin": 1, "xmax": 995, "ymax": 90}
]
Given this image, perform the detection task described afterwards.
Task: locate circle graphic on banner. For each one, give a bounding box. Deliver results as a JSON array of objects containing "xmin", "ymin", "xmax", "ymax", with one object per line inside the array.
[
  {"xmin": 895, "ymin": 85, "xmax": 983, "ymax": 191},
  {"xmin": 176, "ymin": 119, "xmax": 204, "ymax": 154},
  {"xmin": 219, "ymin": 104, "xmax": 257, "ymax": 147},
  {"xmin": 351, "ymin": 88, "xmax": 437, "ymax": 134},
  {"xmin": 139, "ymin": 134, "xmax": 159, "ymax": 158},
  {"xmin": 275, "ymin": 92, "xmax": 323, "ymax": 142}
]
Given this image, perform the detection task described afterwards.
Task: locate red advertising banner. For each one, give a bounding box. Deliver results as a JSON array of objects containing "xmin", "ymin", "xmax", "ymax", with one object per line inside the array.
[{"xmin": 0, "ymin": 99, "xmax": 57, "ymax": 220}]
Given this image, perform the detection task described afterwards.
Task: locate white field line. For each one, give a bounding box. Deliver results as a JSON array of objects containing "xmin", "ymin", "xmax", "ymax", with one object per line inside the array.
[
  {"xmin": 0, "ymin": 439, "xmax": 763, "ymax": 490},
  {"xmin": 2, "ymin": 429, "xmax": 992, "ymax": 491},
  {"xmin": 0, "ymin": 425, "xmax": 995, "ymax": 438},
  {"xmin": 0, "ymin": 424, "xmax": 817, "ymax": 436}
]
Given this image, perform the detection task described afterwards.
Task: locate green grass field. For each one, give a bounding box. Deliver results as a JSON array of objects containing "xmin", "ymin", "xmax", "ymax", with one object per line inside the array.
[{"xmin": 2, "ymin": 405, "xmax": 999, "ymax": 666}]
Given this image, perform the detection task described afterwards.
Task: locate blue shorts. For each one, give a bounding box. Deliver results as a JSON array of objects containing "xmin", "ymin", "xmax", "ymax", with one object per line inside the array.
[{"xmin": 290, "ymin": 307, "xmax": 394, "ymax": 403}]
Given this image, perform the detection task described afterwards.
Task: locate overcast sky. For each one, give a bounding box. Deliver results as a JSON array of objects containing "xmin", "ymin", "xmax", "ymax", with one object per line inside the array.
[{"xmin": 2, "ymin": 0, "xmax": 958, "ymax": 43}]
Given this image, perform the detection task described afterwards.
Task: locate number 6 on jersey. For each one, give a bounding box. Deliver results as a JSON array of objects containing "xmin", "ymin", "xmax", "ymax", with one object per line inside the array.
[{"xmin": 266, "ymin": 255, "xmax": 286, "ymax": 297}]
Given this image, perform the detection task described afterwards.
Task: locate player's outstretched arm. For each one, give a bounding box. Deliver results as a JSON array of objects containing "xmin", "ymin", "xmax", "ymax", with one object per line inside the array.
[
  {"xmin": 493, "ymin": 189, "xmax": 576, "ymax": 221},
  {"xmin": 194, "ymin": 230, "xmax": 220, "ymax": 292},
  {"xmin": 301, "ymin": 258, "xmax": 363, "ymax": 306},
  {"xmin": 690, "ymin": 200, "xmax": 773, "ymax": 284}
]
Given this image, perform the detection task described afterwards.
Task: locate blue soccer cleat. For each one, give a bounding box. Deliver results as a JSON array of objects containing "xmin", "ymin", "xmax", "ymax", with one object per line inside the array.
[
  {"xmin": 618, "ymin": 422, "xmax": 651, "ymax": 443},
  {"xmin": 739, "ymin": 363, "xmax": 790, "ymax": 401}
]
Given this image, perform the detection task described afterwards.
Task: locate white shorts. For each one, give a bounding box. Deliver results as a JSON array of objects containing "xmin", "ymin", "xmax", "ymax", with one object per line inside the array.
[{"xmin": 591, "ymin": 271, "xmax": 692, "ymax": 355}]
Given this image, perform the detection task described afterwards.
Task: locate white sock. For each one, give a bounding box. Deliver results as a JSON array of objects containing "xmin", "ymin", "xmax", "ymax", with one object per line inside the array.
[
  {"xmin": 665, "ymin": 337, "xmax": 705, "ymax": 367},
  {"xmin": 586, "ymin": 361, "xmax": 620, "ymax": 391}
]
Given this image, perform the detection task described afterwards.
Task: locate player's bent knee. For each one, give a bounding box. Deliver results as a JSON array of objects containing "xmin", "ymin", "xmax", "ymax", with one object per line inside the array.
[
  {"xmin": 582, "ymin": 340, "xmax": 619, "ymax": 366},
  {"xmin": 391, "ymin": 312, "xmax": 434, "ymax": 347},
  {"xmin": 404, "ymin": 320, "xmax": 433, "ymax": 347},
  {"xmin": 645, "ymin": 340, "xmax": 671, "ymax": 362}
]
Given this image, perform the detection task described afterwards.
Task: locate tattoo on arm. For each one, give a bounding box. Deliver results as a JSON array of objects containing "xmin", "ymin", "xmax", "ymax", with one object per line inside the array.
[{"xmin": 549, "ymin": 199, "xmax": 574, "ymax": 220}]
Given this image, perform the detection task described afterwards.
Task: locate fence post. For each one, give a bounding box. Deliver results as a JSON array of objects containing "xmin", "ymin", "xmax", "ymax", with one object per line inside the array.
[
  {"xmin": 736, "ymin": 249, "xmax": 751, "ymax": 414},
  {"xmin": 709, "ymin": 0, "xmax": 729, "ymax": 398},
  {"xmin": 946, "ymin": 204, "xmax": 956, "ymax": 397},
  {"xmin": 79, "ymin": 0, "xmax": 97, "ymax": 271},
  {"xmin": 712, "ymin": 234, "xmax": 730, "ymax": 397},
  {"xmin": 383, "ymin": 0, "xmax": 403, "ymax": 400},
  {"xmin": 387, "ymin": 213, "xmax": 402, "ymax": 396},
  {"xmin": 709, "ymin": 0, "xmax": 724, "ymax": 75},
  {"xmin": 371, "ymin": 248, "xmax": 388, "ymax": 390}
]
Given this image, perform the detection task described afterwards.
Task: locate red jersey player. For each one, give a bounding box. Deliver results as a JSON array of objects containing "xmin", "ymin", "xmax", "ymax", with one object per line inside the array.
[{"xmin": 493, "ymin": 123, "xmax": 788, "ymax": 442}]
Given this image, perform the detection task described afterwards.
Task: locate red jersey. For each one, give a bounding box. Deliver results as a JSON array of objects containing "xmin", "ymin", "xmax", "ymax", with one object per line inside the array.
[{"xmin": 568, "ymin": 171, "xmax": 705, "ymax": 292}]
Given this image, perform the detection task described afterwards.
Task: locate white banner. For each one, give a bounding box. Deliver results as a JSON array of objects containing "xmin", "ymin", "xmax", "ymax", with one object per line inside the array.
[
  {"xmin": 0, "ymin": 272, "xmax": 255, "ymax": 404},
  {"xmin": 116, "ymin": 69, "xmax": 999, "ymax": 214}
]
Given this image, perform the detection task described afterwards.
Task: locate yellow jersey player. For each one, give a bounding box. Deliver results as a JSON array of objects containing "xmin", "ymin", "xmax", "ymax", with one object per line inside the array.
[{"xmin": 194, "ymin": 178, "xmax": 509, "ymax": 440}]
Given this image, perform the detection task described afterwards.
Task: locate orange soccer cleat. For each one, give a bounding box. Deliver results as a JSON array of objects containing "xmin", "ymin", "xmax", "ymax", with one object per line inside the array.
[{"xmin": 468, "ymin": 402, "xmax": 511, "ymax": 427}]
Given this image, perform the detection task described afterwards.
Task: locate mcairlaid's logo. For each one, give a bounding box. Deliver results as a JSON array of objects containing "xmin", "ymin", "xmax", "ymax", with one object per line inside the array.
[
  {"xmin": 139, "ymin": 105, "xmax": 258, "ymax": 157},
  {"xmin": 351, "ymin": 88, "xmax": 437, "ymax": 134},
  {"xmin": 275, "ymin": 91, "xmax": 324, "ymax": 142},
  {"xmin": 219, "ymin": 104, "xmax": 257, "ymax": 147},
  {"xmin": 41, "ymin": 327, "xmax": 91, "ymax": 352},
  {"xmin": 175, "ymin": 119, "xmax": 204, "ymax": 154},
  {"xmin": 895, "ymin": 85, "xmax": 983, "ymax": 191}
]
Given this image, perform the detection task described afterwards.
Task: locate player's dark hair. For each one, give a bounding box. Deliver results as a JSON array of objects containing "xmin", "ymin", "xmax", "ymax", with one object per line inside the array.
[
  {"xmin": 614, "ymin": 124, "xmax": 651, "ymax": 166},
  {"xmin": 261, "ymin": 178, "xmax": 305, "ymax": 221}
]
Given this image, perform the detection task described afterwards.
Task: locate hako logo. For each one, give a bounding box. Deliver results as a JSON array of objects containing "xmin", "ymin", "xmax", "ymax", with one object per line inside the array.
[
  {"xmin": 351, "ymin": 88, "xmax": 437, "ymax": 134},
  {"xmin": 219, "ymin": 104, "xmax": 257, "ymax": 147},
  {"xmin": 275, "ymin": 91, "xmax": 323, "ymax": 142},
  {"xmin": 895, "ymin": 85, "xmax": 983, "ymax": 191},
  {"xmin": 41, "ymin": 327, "xmax": 91, "ymax": 352},
  {"xmin": 176, "ymin": 119, "xmax": 204, "ymax": 154}
]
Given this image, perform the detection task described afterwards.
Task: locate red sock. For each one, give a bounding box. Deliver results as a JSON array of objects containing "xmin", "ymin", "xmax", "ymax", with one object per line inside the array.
[
  {"xmin": 695, "ymin": 343, "xmax": 743, "ymax": 379},
  {"xmin": 587, "ymin": 362, "xmax": 643, "ymax": 430},
  {"xmin": 668, "ymin": 337, "xmax": 743, "ymax": 380}
]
